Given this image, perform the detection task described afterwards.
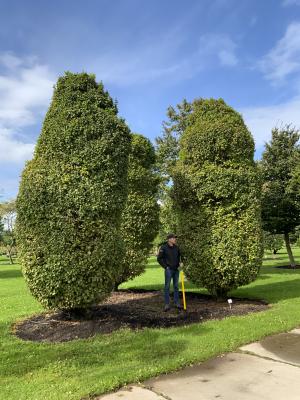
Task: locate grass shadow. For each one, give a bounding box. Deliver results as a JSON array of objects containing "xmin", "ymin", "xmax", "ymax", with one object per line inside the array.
[
  {"xmin": 128, "ymin": 281, "xmax": 199, "ymax": 292},
  {"xmin": 260, "ymin": 265, "xmax": 300, "ymax": 276},
  {"xmin": 145, "ymin": 263, "xmax": 161, "ymax": 269},
  {"xmin": 0, "ymin": 269, "xmax": 22, "ymax": 279},
  {"xmin": 1, "ymin": 321, "xmax": 211, "ymax": 379},
  {"xmin": 263, "ymin": 257, "xmax": 286, "ymax": 261},
  {"xmin": 234, "ymin": 278, "xmax": 300, "ymax": 303}
]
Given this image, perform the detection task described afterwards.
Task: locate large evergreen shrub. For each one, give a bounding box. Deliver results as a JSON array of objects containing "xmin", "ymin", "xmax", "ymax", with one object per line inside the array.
[
  {"xmin": 16, "ymin": 72, "xmax": 131, "ymax": 310},
  {"xmin": 116, "ymin": 134, "xmax": 159, "ymax": 288},
  {"xmin": 173, "ymin": 98, "xmax": 263, "ymax": 298}
]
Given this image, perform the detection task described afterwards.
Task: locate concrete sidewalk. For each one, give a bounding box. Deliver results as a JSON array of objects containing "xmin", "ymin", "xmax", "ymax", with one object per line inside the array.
[{"xmin": 97, "ymin": 328, "xmax": 300, "ymax": 399}]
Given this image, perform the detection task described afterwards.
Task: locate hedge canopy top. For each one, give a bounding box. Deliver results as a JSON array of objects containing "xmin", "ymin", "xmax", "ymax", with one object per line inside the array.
[{"xmin": 180, "ymin": 98, "xmax": 255, "ymax": 166}]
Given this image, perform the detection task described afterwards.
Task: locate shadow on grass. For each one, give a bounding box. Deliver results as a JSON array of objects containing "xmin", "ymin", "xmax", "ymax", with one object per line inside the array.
[
  {"xmin": 146, "ymin": 263, "xmax": 161, "ymax": 269},
  {"xmin": 128, "ymin": 280, "xmax": 199, "ymax": 292},
  {"xmin": 130, "ymin": 267, "xmax": 300, "ymax": 305},
  {"xmin": 0, "ymin": 322, "xmax": 211, "ymax": 379},
  {"xmin": 234, "ymin": 278, "xmax": 300, "ymax": 303},
  {"xmin": 260, "ymin": 265, "xmax": 300, "ymax": 275},
  {"xmin": 0, "ymin": 269, "xmax": 22, "ymax": 279}
]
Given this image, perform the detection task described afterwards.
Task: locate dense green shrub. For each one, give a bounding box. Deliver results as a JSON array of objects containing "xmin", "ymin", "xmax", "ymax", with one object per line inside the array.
[
  {"xmin": 116, "ymin": 134, "xmax": 159, "ymax": 288},
  {"xmin": 173, "ymin": 98, "xmax": 263, "ymax": 298},
  {"xmin": 16, "ymin": 72, "xmax": 131, "ymax": 310}
]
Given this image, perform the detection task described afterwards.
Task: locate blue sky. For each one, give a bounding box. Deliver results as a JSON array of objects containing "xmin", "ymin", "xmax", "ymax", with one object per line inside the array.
[{"xmin": 1, "ymin": 0, "xmax": 300, "ymax": 199}]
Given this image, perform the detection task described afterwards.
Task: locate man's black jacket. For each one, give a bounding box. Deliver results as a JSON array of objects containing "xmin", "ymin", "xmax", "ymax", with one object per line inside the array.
[{"xmin": 157, "ymin": 243, "xmax": 181, "ymax": 270}]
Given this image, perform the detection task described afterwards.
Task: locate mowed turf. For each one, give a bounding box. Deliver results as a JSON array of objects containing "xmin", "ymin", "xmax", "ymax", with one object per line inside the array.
[{"xmin": 1, "ymin": 249, "xmax": 300, "ymax": 400}]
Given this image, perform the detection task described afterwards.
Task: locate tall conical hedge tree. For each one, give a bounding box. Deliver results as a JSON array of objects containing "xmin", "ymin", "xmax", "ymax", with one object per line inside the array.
[
  {"xmin": 16, "ymin": 72, "xmax": 131, "ymax": 310},
  {"xmin": 116, "ymin": 134, "xmax": 160, "ymax": 288},
  {"xmin": 173, "ymin": 98, "xmax": 263, "ymax": 299}
]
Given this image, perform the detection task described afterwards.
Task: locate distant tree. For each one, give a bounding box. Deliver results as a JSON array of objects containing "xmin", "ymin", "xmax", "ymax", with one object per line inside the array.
[
  {"xmin": 289, "ymin": 229, "xmax": 300, "ymax": 245},
  {"xmin": 0, "ymin": 218, "xmax": 4, "ymax": 249},
  {"xmin": 16, "ymin": 72, "xmax": 131, "ymax": 311},
  {"xmin": 0, "ymin": 200, "xmax": 16, "ymax": 264},
  {"xmin": 289, "ymin": 164, "xmax": 300, "ymax": 247},
  {"xmin": 156, "ymin": 190, "xmax": 178, "ymax": 244},
  {"xmin": 115, "ymin": 134, "xmax": 160, "ymax": 289},
  {"xmin": 173, "ymin": 98, "xmax": 263, "ymax": 299},
  {"xmin": 263, "ymin": 231, "xmax": 284, "ymax": 255},
  {"xmin": 260, "ymin": 126, "xmax": 300, "ymax": 267},
  {"xmin": 155, "ymin": 99, "xmax": 199, "ymax": 246},
  {"xmin": 156, "ymin": 99, "xmax": 193, "ymax": 182},
  {"xmin": 296, "ymin": 226, "xmax": 300, "ymax": 247}
]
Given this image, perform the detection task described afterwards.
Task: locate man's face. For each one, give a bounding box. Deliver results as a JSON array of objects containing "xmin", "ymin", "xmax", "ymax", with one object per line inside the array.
[{"xmin": 168, "ymin": 237, "xmax": 177, "ymax": 245}]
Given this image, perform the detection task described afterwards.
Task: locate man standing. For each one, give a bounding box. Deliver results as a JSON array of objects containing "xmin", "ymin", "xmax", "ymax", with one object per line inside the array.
[{"xmin": 157, "ymin": 233, "xmax": 181, "ymax": 311}]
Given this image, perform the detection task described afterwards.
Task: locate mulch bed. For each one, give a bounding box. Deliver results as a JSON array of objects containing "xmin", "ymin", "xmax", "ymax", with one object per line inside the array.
[{"xmin": 14, "ymin": 290, "xmax": 269, "ymax": 343}]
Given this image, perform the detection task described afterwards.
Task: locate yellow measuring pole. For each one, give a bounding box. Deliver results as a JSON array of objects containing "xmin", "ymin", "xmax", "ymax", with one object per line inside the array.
[{"xmin": 180, "ymin": 270, "xmax": 187, "ymax": 310}]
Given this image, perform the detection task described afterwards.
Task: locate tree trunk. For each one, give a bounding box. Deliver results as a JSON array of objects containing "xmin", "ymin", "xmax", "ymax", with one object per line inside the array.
[
  {"xmin": 7, "ymin": 247, "xmax": 14, "ymax": 264},
  {"xmin": 215, "ymin": 288, "xmax": 228, "ymax": 302},
  {"xmin": 62, "ymin": 307, "xmax": 92, "ymax": 320},
  {"xmin": 284, "ymin": 232, "xmax": 296, "ymax": 268}
]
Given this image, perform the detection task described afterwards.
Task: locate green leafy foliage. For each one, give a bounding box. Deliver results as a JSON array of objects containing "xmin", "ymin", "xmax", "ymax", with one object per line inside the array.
[
  {"xmin": 16, "ymin": 72, "xmax": 131, "ymax": 310},
  {"xmin": 117, "ymin": 134, "xmax": 160, "ymax": 287},
  {"xmin": 156, "ymin": 191, "xmax": 179, "ymax": 245},
  {"xmin": 261, "ymin": 126, "xmax": 300, "ymax": 233},
  {"xmin": 155, "ymin": 99, "xmax": 206, "ymax": 248},
  {"xmin": 0, "ymin": 200, "xmax": 17, "ymax": 263},
  {"xmin": 263, "ymin": 232, "xmax": 284, "ymax": 254},
  {"xmin": 0, "ymin": 218, "xmax": 4, "ymax": 250},
  {"xmin": 155, "ymin": 99, "xmax": 193, "ymax": 179},
  {"xmin": 173, "ymin": 98, "xmax": 263, "ymax": 298},
  {"xmin": 260, "ymin": 126, "xmax": 300, "ymax": 266}
]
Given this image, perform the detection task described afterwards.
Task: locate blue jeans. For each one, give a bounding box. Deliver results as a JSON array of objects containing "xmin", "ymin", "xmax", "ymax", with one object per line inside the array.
[{"xmin": 164, "ymin": 268, "xmax": 180, "ymax": 306}]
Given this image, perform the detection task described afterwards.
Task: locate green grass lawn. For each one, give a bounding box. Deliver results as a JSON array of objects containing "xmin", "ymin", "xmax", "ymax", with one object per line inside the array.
[{"xmin": 1, "ymin": 248, "xmax": 300, "ymax": 400}]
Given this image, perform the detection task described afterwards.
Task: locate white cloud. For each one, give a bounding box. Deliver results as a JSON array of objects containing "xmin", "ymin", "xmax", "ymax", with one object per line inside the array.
[
  {"xmin": 91, "ymin": 32, "xmax": 238, "ymax": 86},
  {"xmin": 240, "ymin": 96, "xmax": 300, "ymax": 149},
  {"xmin": 90, "ymin": 25, "xmax": 187, "ymax": 86},
  {"xmin": 0, "ymin": 53, "xmax": 54, "ymax": 164},
  {"xmin": 198, "ymin": 34, "xmax": 238, "ymax": 67},
  {"xmin": 0, "ymin": 57, "xmax": 54, "ymax": 129},
  {"xmin": 219, "ymin": 49, "xmax": 238, "ymax": 66},
  {"xmin": 0, "ymin": 52, "xmax": 23, "ymax": 69},
  {"xmin": 259, "ymin": 22, "xmax": 300, "ymax": 83},
  {"xmin": 249, "ymin": 16, "xmax": 258, "ymax": 27},
  {"xmin": 0, "ymin": 127, "xmax": 35, "ymax": 163},
  {"xmin": 92, "ymin": 54, "xmax": 182, "ymax": 86},
  {"xmin": 282, "ymin": 0, "xmax": 300, "ymax": 6},
  {"xmin": 252, "ymin": 22, "xmax": 300, "ymax": 150}
]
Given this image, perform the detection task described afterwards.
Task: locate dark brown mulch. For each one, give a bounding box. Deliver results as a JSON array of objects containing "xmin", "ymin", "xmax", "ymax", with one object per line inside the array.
[
  {"xmin": 275, "ymin": 265, "xmax": 300, "ymax": 269},
  {"xmin": 14, "ymin": 290, "xmax": 269, "ymax": 343}
]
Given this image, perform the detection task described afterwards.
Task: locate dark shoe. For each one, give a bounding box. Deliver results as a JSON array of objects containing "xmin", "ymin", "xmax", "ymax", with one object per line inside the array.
[
  {"xmin": 175, "ymin": 304, "xmax": 182, "ymax": 310},
  {"xmin": 164, "ymin": 305, "xmax": 170, "ymax": 312}
]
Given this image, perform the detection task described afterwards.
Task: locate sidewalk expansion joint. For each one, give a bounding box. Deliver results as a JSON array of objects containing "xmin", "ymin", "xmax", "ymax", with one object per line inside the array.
[
  {"xmin": 238, "ymin": 349, "xmax": 300, "ymax": 369},
  {"xmin": 142, "ymin": 384, "xmax": 173, "ymax": 400}
]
